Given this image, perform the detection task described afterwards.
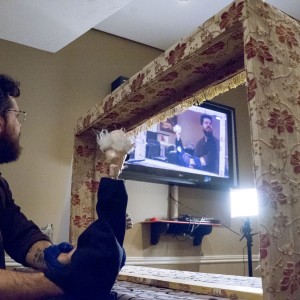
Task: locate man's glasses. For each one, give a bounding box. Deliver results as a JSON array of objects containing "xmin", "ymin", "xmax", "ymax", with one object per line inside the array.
[{"xmin": 5, "ymin": 109, "xmax": 27, "ymax": 124}]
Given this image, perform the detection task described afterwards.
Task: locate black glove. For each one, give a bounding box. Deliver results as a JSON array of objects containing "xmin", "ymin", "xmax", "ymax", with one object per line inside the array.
[{"xmin": 44, "ymin": 219, "xmax": 124, "ymax": 299}]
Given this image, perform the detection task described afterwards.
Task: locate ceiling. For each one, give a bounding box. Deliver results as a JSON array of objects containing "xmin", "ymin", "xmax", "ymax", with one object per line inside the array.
[{"xmin": 0, "ymin": 0, "xmax": 299, "ymax": 53}]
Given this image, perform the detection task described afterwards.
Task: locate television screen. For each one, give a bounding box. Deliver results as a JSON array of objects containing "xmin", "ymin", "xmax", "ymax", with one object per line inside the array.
[{"xmin": 121, "ymin": 101, "xmax": 239, "ymax": 189}]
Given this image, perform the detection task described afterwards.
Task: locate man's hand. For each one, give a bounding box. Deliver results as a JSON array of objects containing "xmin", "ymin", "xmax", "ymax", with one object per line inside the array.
[
  {"xmin": 57, "ymin": 247, "xmax": 76, "ymax": 264},
  {"xmin": 200, "ymin": 157, "xmax": 206, "ymax": 166},
  {"xmin": 43, "ymin": 242, "xmax": 74, "ymax": 270},
  {"xmin": 126, "ymin": 213, "xmax": 133, "ymax": 230},
  {"xmin": 173, "ymin": 124, "xmax": 181, "ymax": 139}
]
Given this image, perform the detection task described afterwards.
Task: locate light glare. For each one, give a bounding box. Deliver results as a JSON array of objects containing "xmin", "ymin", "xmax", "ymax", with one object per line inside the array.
[{"xmin": 230, "ymin": 188, "xmax": 258, "ymax": 218}]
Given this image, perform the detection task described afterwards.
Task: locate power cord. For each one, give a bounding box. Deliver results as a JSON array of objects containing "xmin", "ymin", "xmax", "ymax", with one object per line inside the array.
[
  {"xmin": 168, "ymin": 192, "xmax": 240, "ymax": 237},
  {"xmin": 168, "ymin": 192, "xmax": 258, "ymax": 275}
]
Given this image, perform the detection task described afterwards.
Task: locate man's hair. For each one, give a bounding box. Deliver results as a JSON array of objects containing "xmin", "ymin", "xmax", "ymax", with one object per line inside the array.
[
  {"xmin": 200, "ymin": 114, "xmax": 212, "ymax": 125},
  {"xmin": 0, "ymin": 74, "xmax": 20, "ymax": 115}
]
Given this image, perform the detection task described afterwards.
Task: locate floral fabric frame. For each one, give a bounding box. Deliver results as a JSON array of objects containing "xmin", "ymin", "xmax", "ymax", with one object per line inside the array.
[{"xmin": 71, "ymin": 1, "xmax": 300, "ymax": 299}]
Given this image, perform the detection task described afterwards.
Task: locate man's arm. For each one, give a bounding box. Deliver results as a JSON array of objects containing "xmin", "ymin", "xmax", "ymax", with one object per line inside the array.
[
  {"xmin": 25, "ymin": 240, "xmax": 52, "ymax": 270},
  {"xmin": 0, "ymin": 269, "xmax": 63, "ymax": 299},
  {"xmin": 26, "ymin": 239, "xmax": 79, "ymax": 269}
]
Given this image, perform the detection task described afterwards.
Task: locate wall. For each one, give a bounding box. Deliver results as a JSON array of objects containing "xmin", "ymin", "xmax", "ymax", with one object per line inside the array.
[
  {"xmin": 0, "ymin": 30, "xmax": 259, "ymax": 276},
  {"xmin": 0, "ymin": 29, "xmax": 162, "ymax": 243}
]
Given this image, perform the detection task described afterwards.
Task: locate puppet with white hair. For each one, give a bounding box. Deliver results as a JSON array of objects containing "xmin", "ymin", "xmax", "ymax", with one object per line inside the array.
[{"xmin": 95, "ymin": 129, "xmax": 134, "ymax": 178}]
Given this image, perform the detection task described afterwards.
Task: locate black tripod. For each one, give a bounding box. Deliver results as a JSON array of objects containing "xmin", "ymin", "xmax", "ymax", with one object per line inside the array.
[{"xmin": 240, "ymin": 218, "xmax": 257, "ymax": 277}]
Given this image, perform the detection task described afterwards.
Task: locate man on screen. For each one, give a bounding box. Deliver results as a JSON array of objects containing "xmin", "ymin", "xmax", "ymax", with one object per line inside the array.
[{"xmin": 194, "ymin": 114, "xmax": 219, "ymax": 174}]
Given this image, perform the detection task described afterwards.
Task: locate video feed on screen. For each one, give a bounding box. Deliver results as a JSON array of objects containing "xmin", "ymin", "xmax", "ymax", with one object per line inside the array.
[{"xmin": 126, "ymin": 105, "xmax": 229, "ymax": 179}]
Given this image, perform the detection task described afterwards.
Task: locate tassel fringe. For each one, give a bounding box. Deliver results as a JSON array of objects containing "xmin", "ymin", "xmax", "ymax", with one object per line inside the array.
[{"xmin": 129, "ymin": 71, "xmax": 246, "ymax": 137}]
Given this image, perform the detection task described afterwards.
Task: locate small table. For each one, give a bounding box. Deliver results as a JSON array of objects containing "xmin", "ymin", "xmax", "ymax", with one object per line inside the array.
[{"xmin": 143, "ymin": 219, "xmax": 220, "ymax": 246}]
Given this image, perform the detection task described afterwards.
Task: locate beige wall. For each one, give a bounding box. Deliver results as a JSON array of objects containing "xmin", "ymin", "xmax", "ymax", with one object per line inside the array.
[
  {"xmin": 0, "ymin": 30, "xmax": 259, "ymax": 276},
  {"xmin": 0, "ymin": 30, "xmax": 162, "ymax": 242}
]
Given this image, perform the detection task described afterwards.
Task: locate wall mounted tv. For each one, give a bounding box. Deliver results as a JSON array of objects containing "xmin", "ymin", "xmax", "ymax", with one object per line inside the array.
[{"xmin": 120, "ymin": 101, "xmax": 239, "ymax": 189}]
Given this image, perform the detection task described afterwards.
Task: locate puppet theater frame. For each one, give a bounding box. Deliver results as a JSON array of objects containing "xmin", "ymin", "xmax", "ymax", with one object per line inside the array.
[{"xmin": 70, "ymin": 1, "xmax": 300, "ymax": 299}]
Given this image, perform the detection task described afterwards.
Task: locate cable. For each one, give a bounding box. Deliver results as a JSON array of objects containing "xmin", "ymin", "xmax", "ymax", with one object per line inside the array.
[
  {"xmin": 174, "ymin": 235, "xmax": 191, "ymax": 242},
  {"xmin": 168, "ymin": 192, "xmax": 241, "ymax": 236},
  {"xmin": 169, "ymin": 192, "xmax": 256, "ymax": 276},
  {"xmin": 169, "ymin": 193, "xmax": 202, "ymax": 216},
  {"xmin": 243, "ymin": 245, "xmax": 247, "ymax": 276},
  {"xmin": 221, "ymin": 223, "xmax": 241, "ymax": 236}
]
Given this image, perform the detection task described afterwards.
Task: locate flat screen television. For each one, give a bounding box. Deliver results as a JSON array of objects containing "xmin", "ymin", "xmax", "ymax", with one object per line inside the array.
[{"xmin": 120, "ymin": 101, "xmax": 239, "ymax": 189}]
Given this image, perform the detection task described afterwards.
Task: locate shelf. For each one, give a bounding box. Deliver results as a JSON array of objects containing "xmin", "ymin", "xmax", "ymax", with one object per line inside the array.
[{"xmin": 143, "ymin": 220, "xmax": 219, "ymax": 246}]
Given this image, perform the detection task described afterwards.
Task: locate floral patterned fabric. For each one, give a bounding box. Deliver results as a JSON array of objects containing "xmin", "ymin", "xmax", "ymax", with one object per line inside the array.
[
  {"xmin": 243, "ymin": 1, "xmax": 300, "ymax": 299},
  {"xmin": 70, "ymin": 0, "xmax": 300, "ymax": 299},
  {"xmin": 74, "ymin": 3, "xmax": 245, "ymax": 136},
  {"xmin": 113, "ymin": 280, "xmax": 231, "ymax": 299},
  {"xmin": 116, "ymin": 266, "xmax": 262, "ymax": 300}
]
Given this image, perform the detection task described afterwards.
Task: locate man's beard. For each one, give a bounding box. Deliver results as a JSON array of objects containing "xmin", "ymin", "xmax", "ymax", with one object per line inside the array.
[
  {"xmin": 0, "ymin": 130, "xmax": 22, "ymax": 164},
  {"xmin": 203, "ymin": 129, "xmax": 213, "ymax": 138}
]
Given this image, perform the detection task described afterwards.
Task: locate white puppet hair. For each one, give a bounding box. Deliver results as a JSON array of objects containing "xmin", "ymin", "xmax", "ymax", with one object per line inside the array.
[
  {"xmin": 95, "ymin": 129, "xmax": 134, "ymax": 153},
  {"xmin": 173, "ymin": 124, "xmax": 181, "ymax": 134}
]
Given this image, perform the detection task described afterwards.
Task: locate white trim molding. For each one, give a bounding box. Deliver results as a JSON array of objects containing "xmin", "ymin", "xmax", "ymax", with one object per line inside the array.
[
  {"xmin": 5, "ymin": 256, "xmax": 22, "ymax": 268},
  {"xmin": 5, "ymin": 254, "xmax": 260, "ymax": 268},
  {"xmin": 126, "ymin": 254, "xmax": 260, "ymax": 265}
]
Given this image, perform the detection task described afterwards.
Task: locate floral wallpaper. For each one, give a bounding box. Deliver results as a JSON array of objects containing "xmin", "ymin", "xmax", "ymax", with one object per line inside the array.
[{"xmin": 70, "ymin": 0, "xmax": 300, "ymax": 299}]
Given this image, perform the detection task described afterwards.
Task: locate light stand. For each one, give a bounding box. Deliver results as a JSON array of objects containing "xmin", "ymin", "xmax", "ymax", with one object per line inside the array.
[
  {"xmin": 239, "ymin": 217, "xmax": 257, "ymax": 277},
  {"xmin": 230, "ymin": 188, "xmax": 258, "ymax": 277}
]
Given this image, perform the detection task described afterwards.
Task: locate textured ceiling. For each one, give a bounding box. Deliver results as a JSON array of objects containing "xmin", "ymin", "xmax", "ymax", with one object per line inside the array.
[
  {"xmin": 0, "ymin": 0, "xmax": 132, "ymax": 53},
  {"xmin": 0, "ymin": 0, "xmax": 299, "ymax": 53}
]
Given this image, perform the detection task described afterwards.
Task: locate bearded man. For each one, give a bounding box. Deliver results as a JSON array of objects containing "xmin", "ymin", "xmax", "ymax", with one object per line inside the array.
[
  {"xmin": 0, "ymin": 74, "xmax": 66, "ymax": 298},
  {"xmin": 194, "ymin": 114, "xmax": 220, "ymax": 174},
  {"xmin": 0, "ymin": 74, "xmax": 130, "ymax": 299}
]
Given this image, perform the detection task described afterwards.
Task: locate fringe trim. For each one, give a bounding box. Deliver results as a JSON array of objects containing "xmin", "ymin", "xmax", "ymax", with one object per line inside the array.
[{"xmin": 129, "ymin": 71, "xmax": 246, "ymax": 137}]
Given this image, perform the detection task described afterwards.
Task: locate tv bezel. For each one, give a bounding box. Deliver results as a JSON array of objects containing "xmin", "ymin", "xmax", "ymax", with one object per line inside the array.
[{"xmin": 120, "ymin": 101, "xmax": 239, "ymax": 190}]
